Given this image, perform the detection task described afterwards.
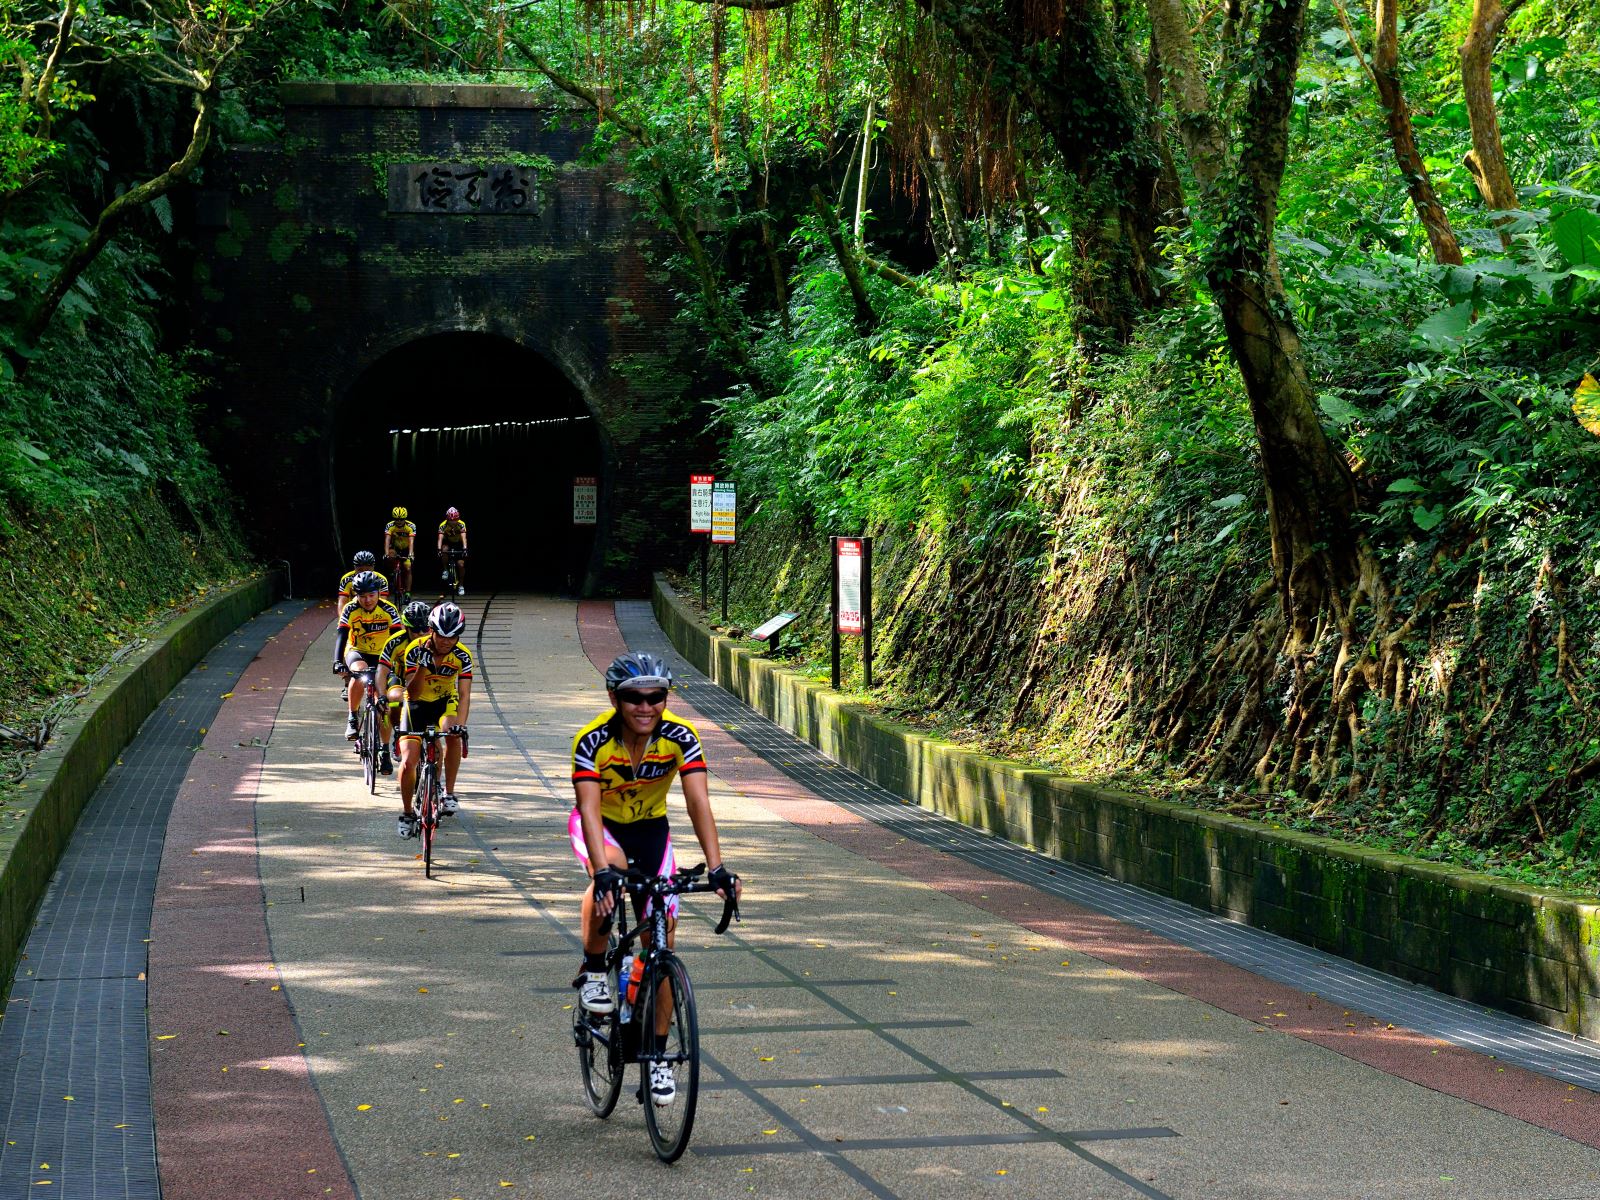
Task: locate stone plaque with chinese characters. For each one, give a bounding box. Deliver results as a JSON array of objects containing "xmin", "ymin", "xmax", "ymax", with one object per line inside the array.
[{"xmin": 388, "ymin": 163, "xmax": 540, "ymax": 214}]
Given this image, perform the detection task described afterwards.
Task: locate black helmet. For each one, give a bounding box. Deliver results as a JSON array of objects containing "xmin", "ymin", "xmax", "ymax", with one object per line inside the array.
[
  {"xmin": 403, "ymin": 600, "xmax": 431, "ymax": 631},
  {"xmin": 605, "ymin": 652, "xmax": 672, "ymax": 692},
  {"xmin": 352, "ymin": 550, "xmax": 377, "ymax": 568},
  {"xmin": 352, "ymin": 570, "xmax": 383, "ymax": 595},
  {"xmin": 429, "ymin": 602, "xmax": 466, "ymax": 638}
]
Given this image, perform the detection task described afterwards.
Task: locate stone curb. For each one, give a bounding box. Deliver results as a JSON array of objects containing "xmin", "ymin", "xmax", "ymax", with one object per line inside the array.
[
  {"xmin": 651, "ymin": 573, "xmax": 1600, "ymax": 1041},
  {"xmin": 0, "ymin": 573, "xmax": 282, "ymax": 995}
]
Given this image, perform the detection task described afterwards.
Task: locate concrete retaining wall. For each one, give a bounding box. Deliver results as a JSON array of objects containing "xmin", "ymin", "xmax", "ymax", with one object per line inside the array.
[
  {"xmin": 0, "ymin": 574, "xmax": 281, "ymax": 993},
  {"xmin": 652, "ymin": 575, "xmax": 1600, "ymax": 1040}
]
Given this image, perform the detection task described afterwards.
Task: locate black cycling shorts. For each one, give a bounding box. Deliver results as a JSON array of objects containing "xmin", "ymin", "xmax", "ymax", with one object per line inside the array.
[{"xmin": 399, "ymin": 696, "xmax": 459, "ymax": 741}]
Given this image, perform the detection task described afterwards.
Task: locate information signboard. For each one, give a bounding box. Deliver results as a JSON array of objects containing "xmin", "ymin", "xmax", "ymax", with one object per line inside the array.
[
  {"xmin": 690, "ymin": 473, "xmax": 715, "ymax": 533},
  {"xmin": 836, "ymin": 538, "xmax": 864, "ymax": 634},
  {"xmin": 572, "ymin": 476, "xmax": 598, "ymax": 525},
  {"xmin": 711, "ymin": 481, "xmax": 737, "ymax": 545}
]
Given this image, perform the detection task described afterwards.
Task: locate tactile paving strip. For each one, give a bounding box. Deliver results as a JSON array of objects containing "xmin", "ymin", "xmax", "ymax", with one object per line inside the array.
[
  {"xmin": 0, "ymin": 603, "xmax": 308, "ymax": 1199},
  {"xmin": 614, "ymin": 600, "xmax": 1600, "ymax": 1094}
]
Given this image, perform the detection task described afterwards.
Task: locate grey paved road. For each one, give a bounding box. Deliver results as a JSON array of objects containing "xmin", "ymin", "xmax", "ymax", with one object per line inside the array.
[{"xmin": 248, "ymin": 596, "xmax": 1600, "ymax": 1200}]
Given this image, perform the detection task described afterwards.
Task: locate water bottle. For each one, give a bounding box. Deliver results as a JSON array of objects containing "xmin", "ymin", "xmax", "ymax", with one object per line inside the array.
[
  {"xmin": 625, "ymin": 955, "xmax": 646, "ymax": 1017},
  {"xmin": 618, "ymin": 955, "xmax": 635, "ymax": 1022}
]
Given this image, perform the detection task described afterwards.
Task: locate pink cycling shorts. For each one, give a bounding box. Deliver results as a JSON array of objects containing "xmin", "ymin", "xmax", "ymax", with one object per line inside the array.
[{"xmin": 568, "ymin": 808, "xmax": 678, "ymax": 919}]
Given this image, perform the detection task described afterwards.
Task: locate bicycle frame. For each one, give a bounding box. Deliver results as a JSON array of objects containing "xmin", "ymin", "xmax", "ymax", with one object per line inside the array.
[{"xmin": 573, "ymin": 865, "xmax": 737, "ymax": 1161}]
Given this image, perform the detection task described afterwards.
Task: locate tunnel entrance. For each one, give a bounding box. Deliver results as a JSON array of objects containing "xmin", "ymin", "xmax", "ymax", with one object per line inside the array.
[{"xmin": 333, "ymin": 333, "xmax": 601, "ymax": 595}]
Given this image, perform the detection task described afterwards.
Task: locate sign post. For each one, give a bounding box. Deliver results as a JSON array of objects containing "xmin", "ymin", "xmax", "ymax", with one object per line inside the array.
[
  {"xmin": 711, "ymin": 481, "xmax": 736, "ymax": 621},
  {"xmin": 831, "ymin": 536, "xmax": 872, "ymax": 689},
  {"xmin": 690, "ymin": 473, "xmax": 714, "ymax": 608},
  {"xmin": 572, "ymin": 476, "xmax": 598, "ymax": 526}
]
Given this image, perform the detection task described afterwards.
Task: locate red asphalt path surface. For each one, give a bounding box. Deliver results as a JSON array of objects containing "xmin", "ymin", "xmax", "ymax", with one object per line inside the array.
[
  {"xmin": 144, "ymin": 598, "xmax": 1600, "ymax": 1200},
  {"xmin": 148, "ymin": 603, "xmax": 357, "ymax": 1200}
]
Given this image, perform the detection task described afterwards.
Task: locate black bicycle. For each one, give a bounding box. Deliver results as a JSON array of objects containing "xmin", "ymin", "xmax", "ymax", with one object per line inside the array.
[
  {"xmin": 412, "ymin": 724, "xmax": 466, "ymax": 878},
  {"xmin": 353, "ymin": 670, "xmax": 385, "ymax": 794},
  {"xmin": 439, "ymin": 548, "xmax": 466, "ymax": 598},
  {"xmin": 572, "ymin": 865, "xmax": 738, "ymax": 1162}
]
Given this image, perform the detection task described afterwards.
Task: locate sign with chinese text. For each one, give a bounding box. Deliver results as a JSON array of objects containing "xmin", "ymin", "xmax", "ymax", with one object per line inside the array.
[
  {"xmin": 711, "ymin": 481, "xmax": 737, "ymax": 545},
  {"xmin": 690, "ymin": 474, "xmax": 714, "ymax": 533},
  {"xmin": 836, "ymin": 538, "xmax": 864, "ymax": 634},
  {"xmin": 389, "ymin": 164, "xmax": 540, "ymax": 214},
  {"xmin": 573, "ymin": 476, "xmax": 598, "ymax": 525}
]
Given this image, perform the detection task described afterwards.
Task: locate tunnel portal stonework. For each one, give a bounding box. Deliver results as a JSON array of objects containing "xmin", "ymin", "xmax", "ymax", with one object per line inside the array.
[{"xmin": 195, "ymin": 83, "xmax": 712, "ymax": 595}]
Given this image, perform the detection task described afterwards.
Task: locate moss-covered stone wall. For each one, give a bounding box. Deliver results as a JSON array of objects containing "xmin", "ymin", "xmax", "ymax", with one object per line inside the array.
[{"xmin": 652, "ymin": 575, "xmax": 1600, "ymax": 1039}]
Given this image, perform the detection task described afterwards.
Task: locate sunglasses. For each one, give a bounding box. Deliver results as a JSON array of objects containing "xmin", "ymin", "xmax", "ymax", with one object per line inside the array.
[{"xmin": 617, "ymin": 689, "xmax": 669, "ymax": 706}]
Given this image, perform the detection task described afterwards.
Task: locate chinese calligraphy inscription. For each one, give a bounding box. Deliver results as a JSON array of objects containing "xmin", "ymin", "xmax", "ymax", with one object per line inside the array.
[{"xmin": 388, "ymin": 164, "xmax": 540, "ymax": 214}]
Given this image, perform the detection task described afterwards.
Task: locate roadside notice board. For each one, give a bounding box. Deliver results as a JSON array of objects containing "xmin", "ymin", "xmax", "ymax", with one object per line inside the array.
[
  {"xmin": 711, "ymin": 481, "xmax": 737, "ymax": 545},
  {"xmin": 836, "ymin": 538, "xmax": 864, "ymax": 634},
  {"xmin": 690, "ymin": 474, "xmax": 714, "ymax": 533},
  {"xmin": 573, "ymin": 476, "xmax": 597, "ymax": 525}
]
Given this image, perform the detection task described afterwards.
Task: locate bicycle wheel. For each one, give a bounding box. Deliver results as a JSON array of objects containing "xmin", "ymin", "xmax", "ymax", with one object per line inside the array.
[
  {"xmin": 420, "ymin": 763, "xmax": 437, "ymax": 878},
  {"xmin": 362, "ymin": 703, "xmax": 378, "ymax": 793},
  {"xmin": 641, "ymin": 953, "xmax": 699, "ymax": 1163},
  {"xmin": 575, "ymin": 947, "xmax": 625, "ymax": 1117}
]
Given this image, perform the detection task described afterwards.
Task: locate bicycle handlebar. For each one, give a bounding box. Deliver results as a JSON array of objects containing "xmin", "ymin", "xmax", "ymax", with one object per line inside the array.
[{"xmin": 611, "ymin": 863, "xmax": 740, "ymax": 933}]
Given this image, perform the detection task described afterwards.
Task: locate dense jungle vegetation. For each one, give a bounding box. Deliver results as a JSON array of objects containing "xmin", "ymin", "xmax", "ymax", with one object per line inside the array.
[
  {"xmin": 4, "ymin": 0, "xmax": 1599, "ymax": 891},
  {"xmin": 0, "ymin": 0, "xmax": 253, "ymax": 788}
]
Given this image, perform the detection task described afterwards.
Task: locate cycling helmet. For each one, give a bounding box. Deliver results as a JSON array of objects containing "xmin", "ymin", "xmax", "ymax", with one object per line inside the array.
[
  {"xmin": 392, "ymin": 506, "xmax": 408, "ymax": 520},
  {"xmin": 446, "ymin": 506, "xmax": 461, "ymax": 519},
  {"xmin": 352, "ymin": 550, "xmax": 377, "ymax": 568},
  {"xmin": 429, "ymin": 602, "xmax": 466, "ymax": 638},
  {"xmin": 403, "ymin": 599, "xmax": 431, "ymax": 631},
  {"xmin": 352, "ymin": 570, "xmax": 383, "ymax": 595},
  {"xmin": 605, "ymin": 652, "xmax": 673, "ymax": 692}
]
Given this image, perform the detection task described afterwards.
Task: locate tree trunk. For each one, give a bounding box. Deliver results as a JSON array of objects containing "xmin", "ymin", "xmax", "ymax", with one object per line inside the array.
[
  {"xmin": 924, "ymin": 119, "xmax": 969, "ymax": 263},
  {"xmin": 1215, "ymin": 0, "xmax": 1358, "ymax": 643},
  {"xmin": 917, "ymin": 0, "xmax": 1168, "ymax": 337},
  {"xmin": 1460, "ymin": 0, "xmax": 1527, "ymax": 249},
  {"xmin": 854, "ymin": 98, "xmax": 876, "ymax": 243},
  {"xmin": 1372, "ymin": 0, "xmax": 1462, "ymax": 263},
  {"xmin": 1150, "ymin": 0, "xmax": 1358, "ymax": 641},
  {"xmin": 758, "ymin": 169, "xmax": 790, "ymax": 337},
  {"xmin": 20, "ymin": 84, "xmax": 215, "ymax": 354},
  {"xmin": 811, "ymin": 186, "xmax": 876, "ymax": 328}
]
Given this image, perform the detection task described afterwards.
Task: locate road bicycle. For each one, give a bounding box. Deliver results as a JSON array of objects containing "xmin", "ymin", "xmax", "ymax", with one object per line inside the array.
[
  {"xmin": 439, "ymin": 548, "xmax": 467, "ymax": 598},
  {"xmin": 383, "ymin": 554, "xmax": 412, "ymax": 604},
  {"xmin": 412, "ymin": 724, "xmax": 466, "ymax": 878},
  {"xmin": 353, "ymin": 669, "xmax": 386, "ymax": 794},
  {"xmin": 572, "ymin": 864, "xmax": 739, "ymax": 1162}
]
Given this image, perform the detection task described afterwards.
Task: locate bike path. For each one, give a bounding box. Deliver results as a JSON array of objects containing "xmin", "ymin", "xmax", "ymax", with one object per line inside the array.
[{"xmin": 151, "ymin": 594, "xmax": 1600, "ymax": 1200}]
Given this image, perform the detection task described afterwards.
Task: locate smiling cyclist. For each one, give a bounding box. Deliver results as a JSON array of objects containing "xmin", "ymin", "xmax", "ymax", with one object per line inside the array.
[{"xmin": 570, "ymin": 652, "xmax": 741, "ymax": 1105}]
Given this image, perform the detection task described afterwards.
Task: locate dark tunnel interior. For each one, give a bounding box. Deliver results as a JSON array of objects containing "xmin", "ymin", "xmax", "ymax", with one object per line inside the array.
[{"xmin": 333, "ymin": 333, "xmax": 601, "ymax": 596}]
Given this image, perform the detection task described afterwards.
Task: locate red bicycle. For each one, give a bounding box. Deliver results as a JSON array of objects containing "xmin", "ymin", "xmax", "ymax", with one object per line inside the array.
[{"xmin": 413, "ymin": 724, "xmax": 467, "ymax": 878}]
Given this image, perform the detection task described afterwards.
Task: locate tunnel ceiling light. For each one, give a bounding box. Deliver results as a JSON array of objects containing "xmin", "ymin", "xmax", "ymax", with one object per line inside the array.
[{"xmin": 386, "ymin": 414, "xmax": 593, "ymax": 435}]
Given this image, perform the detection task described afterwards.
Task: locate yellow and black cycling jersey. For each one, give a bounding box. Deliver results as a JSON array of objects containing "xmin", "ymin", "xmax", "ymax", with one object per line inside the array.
[
  {"xmin": 400, "ymin": 635, "xmax": 474, "ymax": 702},
  {"xmin": 377, "ymin": 629, "xmax": 413, "ymax": 677},
  {"xmin": 571, "ymin": 709, "xmax": 707, "ymax": 825},
  {"xmin": 337, "ymin": 569, "xmax": 390, "ymax": 604},
  {"xmin": 385, "ymin": 519, "xmax": 417, "ymax": 555},
  {"xmin": 338, "ymin": 598, "xmax": 402, "ymax": 657},
  {"xmin": 438, "ymin": 518, "xmax": 467, "ymax": 547}
]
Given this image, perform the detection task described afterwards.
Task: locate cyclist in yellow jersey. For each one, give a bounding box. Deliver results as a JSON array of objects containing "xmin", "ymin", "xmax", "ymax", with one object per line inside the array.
[
  {"xmin": 383, "ymin": 506, "xmax": 417, "ymax": 600},
  {"xmin": 437, "ymin": 506, "xmax": 468, "ymax": 597},
  {"xmin": 571, "ymin": 652, "xmax": 740, "ymax": 1106},
  {"xmin": 395, "ymin": 602, "xmax": 473, "ymax": 838},
  {"xmin": 374, "ymin": 599, "xmax": 431, "ymax": 769},
  {"xmin": 334, "ymin": 572, "xmax": 402, "ymax": 746},
  {"xmin": 338, "ymin": 550, "xmax": 390, "ymax": 607}
]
